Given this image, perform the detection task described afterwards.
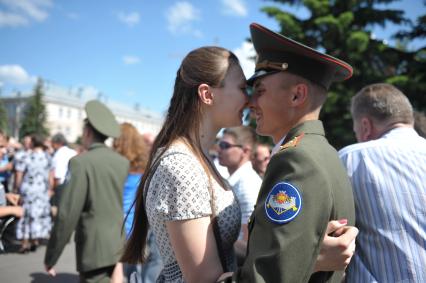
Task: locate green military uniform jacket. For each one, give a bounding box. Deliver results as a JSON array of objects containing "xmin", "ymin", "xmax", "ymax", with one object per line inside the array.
[
  {"xmin": 237, "ymin": 120, "xmax": 355, "ymax": 283},
  {"xmin": 45, "ymin": 143, "xmax": 129, "ymax": 272}
]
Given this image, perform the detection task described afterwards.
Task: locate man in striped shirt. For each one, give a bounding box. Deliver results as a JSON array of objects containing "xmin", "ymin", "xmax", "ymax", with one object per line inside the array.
[{"xmin": 339, "ymin": 83, "xmax": 426, "ymax": 282}]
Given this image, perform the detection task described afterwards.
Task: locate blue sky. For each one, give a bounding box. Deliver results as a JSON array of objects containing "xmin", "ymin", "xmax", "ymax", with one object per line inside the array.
[{"xmin": 0, "ymin": 0, "xmax": 424, "ymax": 115}]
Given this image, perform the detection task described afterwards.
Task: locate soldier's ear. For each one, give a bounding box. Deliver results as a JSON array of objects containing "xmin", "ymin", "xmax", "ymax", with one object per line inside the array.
[
  {"xmin": 198, "ymin": 83, "xmax": 214, "ymax": 105},
  {"xmin": 290, "ymin": 83, "xmax": 308, "ymax": 106}
]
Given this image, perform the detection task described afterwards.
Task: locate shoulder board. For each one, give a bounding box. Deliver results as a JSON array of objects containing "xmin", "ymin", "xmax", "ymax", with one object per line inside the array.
[{"xmin": 279, "ymin": 133, "xmax": 305, "ymax": 152}]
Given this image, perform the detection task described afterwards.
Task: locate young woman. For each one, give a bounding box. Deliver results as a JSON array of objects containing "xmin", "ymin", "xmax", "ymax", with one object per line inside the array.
[
  {"xmin": 113, "ymin": 122, "xmax": 163, "ymax": 282},
  {"xmin": 121, "ymin": 46, "xmax": 356, "ymax": 283}
]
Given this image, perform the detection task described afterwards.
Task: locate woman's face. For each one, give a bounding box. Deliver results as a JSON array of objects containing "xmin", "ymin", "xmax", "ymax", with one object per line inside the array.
[{"xmin": 211, "ymin": 63, "xmax": 248, "ymax": 128}]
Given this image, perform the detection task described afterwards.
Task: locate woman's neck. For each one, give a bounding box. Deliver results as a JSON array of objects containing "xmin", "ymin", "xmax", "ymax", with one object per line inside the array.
[{"xmin": 199, "ymin": 116, "xmax": 221, "ymax": 157}]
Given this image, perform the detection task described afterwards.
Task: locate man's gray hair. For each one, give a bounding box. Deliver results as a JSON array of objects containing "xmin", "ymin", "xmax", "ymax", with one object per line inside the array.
[
  {"xmin": 51, "ymin": 133, "xmax": 68, "ymax": 146},
  {"xmin": 351, "ymin": 83, "xmax": 414, "ymax": 125}
]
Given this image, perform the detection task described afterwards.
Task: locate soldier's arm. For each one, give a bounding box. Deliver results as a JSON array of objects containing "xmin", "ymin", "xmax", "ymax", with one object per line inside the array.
[
  {"xmin": 238, "ymin": 149, "xmax": 333, "ymax": 282},
  {"xmin": 44, "ymin": 158, "xmax": 87, "ymax": 268}
]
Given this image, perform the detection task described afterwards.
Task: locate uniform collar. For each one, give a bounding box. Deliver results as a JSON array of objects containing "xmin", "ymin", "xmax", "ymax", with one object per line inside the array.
[
  {"xmin": 88, "ymin": 142, "xmax": 107, "ymax": 151},
  {"xmin": 282, "ymin": 120, "xmax": 324, "ymax": 145},
  {"xmin": 271, "ymin": 120, "xmax": 324, "ymax": 156},
  {"xmin": 271, "ymin": 135, "xmax": 286, "ymax": 156}
]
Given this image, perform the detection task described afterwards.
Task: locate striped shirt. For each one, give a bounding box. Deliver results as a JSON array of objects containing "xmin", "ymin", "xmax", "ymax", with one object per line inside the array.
[{"xmin": 339, "ymin": 127, "xmax": 426, "ymax": 283}]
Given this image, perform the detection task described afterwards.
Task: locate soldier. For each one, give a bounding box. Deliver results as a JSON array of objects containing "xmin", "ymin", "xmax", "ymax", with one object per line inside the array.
[
  {"xmin": 234, "ymin": 23, "xmax": 356, "ymax": 282},
  {"xmin": 44, "ymin": 100, "xmax": 129, "ymax": 283}
]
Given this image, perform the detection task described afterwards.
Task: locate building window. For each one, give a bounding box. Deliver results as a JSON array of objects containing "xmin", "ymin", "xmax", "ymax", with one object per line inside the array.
[
  {"xmin": 59, "ymin": 107, "xmax": 63, "ymax": 117},
  {"xmin": 66, "ymin": 126, "xmax": 71, "ymax": 136},
  {"xmin": 67, "ymin": 108, "xmax": 71, "ymax": 118}
]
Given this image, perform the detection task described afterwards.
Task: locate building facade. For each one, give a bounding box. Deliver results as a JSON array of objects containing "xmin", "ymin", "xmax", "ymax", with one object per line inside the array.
[{"xmin": 1, "ymin": 84, "xmax": 164, "ymax": 142}]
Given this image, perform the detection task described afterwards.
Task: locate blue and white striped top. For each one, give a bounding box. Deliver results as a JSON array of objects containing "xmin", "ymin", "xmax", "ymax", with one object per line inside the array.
[{"xmin": 339, "ymin": 127, "xmax": 426, "ymax": 283}]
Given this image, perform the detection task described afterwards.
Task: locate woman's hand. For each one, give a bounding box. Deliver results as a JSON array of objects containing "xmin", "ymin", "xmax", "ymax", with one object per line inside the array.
[
  {"xmin": 5, "ymin": 193, "xmax": 20, "ymax": 206},
  {"xmin": 314, "ymin": 219, "xmax": 358, "ymax": 272}
]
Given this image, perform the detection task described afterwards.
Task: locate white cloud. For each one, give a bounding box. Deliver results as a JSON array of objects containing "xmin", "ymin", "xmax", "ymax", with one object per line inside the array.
[
  {"xmin": 117, "ymin": 11, "xmax": 140, "ymax": 27},
  {"xmin": 0, "ymin": 64, "xmax": 37, "ymax": 85},
  {"xmin": 221, "ymin": 0, "xmax": 248, "ymax": 17},
  {"xmin": 166, "ymin": 1, "xmax": 202, "ymax": 37},
  {"xmin": 233, "ymin": 41, "xmax": 255, "ymax": 78},
  {"xmin": 0, "ymin": 0, "xmax": 53, "ymax": 27},
  {"xmin": 0, "ymin": 11, "xmax": 28, "ymax": 27},
  {"xmin": 123, "ymin": 55, "xmax": 141, "ymax": 65}
]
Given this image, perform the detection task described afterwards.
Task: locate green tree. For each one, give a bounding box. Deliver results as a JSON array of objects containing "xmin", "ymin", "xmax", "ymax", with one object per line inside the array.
[
  {"xmin": 19, "ymin": 78, "xmax": 50, "ymax": 138},
  {"xmin": 257, "ymin": 0, "xmax": 424, "ymax": 148},
  {"xmin": 0, "ymin": 99, "xmax": 8, "ymax": 134}
]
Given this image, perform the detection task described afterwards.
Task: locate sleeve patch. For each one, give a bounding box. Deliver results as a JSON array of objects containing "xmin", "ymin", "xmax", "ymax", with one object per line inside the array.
[{"xmin": 264, "ymin": 182, "xmax": 302, "ymax": 224}]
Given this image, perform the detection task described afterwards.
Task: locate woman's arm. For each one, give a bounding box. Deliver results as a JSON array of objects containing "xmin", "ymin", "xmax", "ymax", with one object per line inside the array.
[
  {"xmin": 48, "ymin": 169, "xmax": 55, "ymax": 197},
  {"xmin": 166, "ymin": 216, "xmax": 223, "ymax": 283},
  {"xmin": 14, "ymin": 171, "xmax": 23, "ymax": 193}
]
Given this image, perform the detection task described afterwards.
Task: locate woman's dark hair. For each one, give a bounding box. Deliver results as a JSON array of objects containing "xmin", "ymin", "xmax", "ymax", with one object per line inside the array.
[
  {"xmin": 121, "ymin": 46, "xmax": 240, "ymax": 264},
  {"xmin": 30, "ymin": 134, "xmax": 45, "ymax": 149}
]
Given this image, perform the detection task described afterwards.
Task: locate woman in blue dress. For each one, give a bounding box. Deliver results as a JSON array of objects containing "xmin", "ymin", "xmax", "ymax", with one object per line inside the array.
[{"xmin": 15, "ymin": 134, "xmax": 53, "ymax": 253}]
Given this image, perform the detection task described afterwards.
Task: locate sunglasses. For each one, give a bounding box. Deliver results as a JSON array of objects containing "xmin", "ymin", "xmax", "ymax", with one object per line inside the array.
[{"xmin": 218, "ymin": 141, "xmax": 242, "ymax": 150}]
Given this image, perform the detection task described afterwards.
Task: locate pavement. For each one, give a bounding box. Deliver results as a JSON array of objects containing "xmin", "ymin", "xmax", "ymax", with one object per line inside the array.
[{"xmin": 0, "ymin": 241, "xmax": 79, "ymax": 283}]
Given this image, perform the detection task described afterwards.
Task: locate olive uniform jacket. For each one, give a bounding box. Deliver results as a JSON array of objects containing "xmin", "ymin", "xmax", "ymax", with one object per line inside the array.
[
  {"xmin": 45, "ymin": 143, "xmax": 129, "ymax": 273},
  {"xmin": 237, "ymin": 120, "xmax": 355, "ymax": 283}
]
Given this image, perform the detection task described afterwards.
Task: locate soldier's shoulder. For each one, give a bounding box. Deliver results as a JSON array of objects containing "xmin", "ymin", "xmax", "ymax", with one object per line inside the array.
[{"xmin": 278, "ymin": 133, "xmax": 305, "ymax": 153}]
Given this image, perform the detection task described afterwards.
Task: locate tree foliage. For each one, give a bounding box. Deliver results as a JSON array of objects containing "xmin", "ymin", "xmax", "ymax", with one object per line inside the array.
[
  {"xmin": 0, "ymin": 99, "xmax": 8, "ymax": 134},
  {"xmin": 19, "ymin": 78, "xmax": 50, "ymax": 138},
  {"xmin": 258, "ymin": 0, "xmax": 426, "ymax": 148}
]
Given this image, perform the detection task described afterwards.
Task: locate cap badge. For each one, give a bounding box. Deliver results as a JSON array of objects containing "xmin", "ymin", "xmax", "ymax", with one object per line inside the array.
[
  {"xmin": 256, "ymin": 60, "xmax": 289, "ymax": 72},
  {"xmin": 265, "ymin": 182, "xmax": 302, "ymax": 224}
]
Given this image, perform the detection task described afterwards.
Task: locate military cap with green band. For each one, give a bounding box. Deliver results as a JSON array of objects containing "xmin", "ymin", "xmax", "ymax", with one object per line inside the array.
[
  {"xmin": 247, "ymin": 23, "xmax": 353, "ymax": 89},
  {"xmin": 85, "ymin": 100, "xmax": 121, "ymax": 138}
]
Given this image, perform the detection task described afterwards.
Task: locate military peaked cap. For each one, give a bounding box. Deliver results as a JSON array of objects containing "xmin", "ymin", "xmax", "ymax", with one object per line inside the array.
[
  {"xmin": 247, "ymin": 23, "xmax": 353, "ymax": 89},
  {"xmin": 85, "ymin": 100, "xmax": 120, "ymax": 138}
]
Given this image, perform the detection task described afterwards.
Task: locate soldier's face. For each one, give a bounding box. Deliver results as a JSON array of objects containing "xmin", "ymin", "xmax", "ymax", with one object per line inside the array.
[{"xmin": 249, "ymin": 73, "xmax": 294, "ymax": 143}]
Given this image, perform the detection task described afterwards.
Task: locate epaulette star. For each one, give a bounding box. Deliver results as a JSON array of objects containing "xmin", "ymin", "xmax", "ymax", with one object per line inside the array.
[{"xmin": 279, "ymin": 133, "xmax": 305, "ymax": 152}]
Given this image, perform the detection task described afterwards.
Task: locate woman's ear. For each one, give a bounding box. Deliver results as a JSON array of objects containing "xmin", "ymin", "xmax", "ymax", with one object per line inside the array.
[
  {"xmin": 290, "ymin": 83, "xmax": 308, "ymax": 107},
  {"xmin": 198, "ymin": 83, "xmax": 214, "ymax": 105}
]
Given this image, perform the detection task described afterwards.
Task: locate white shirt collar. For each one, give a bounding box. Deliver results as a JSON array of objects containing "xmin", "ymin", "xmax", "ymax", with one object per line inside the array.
[
  {"xmin": 271, "ymin": 135, "xmax": 286, "ymax": 156},
  {"xmin": 228, "ymin": 161, "xmax": 254, "ymax": 187}
]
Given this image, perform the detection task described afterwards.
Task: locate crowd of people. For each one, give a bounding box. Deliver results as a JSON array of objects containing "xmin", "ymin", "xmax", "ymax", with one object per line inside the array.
[
  {"xmin": 0, "ymin": 132, "xmax": 77, "ymax": 252},
  {"xmin": 1, "ymin": 21, "xmax": 425, "ymax": 283}
]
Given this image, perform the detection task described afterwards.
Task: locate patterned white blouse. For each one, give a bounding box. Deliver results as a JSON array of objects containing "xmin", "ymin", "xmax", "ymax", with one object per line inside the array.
[{"xmin": 146, "ymin": 142, "xmax": 241, "ymax": 282}]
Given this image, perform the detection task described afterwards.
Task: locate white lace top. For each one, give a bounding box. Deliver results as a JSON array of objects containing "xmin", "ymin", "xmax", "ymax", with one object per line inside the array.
[{"xmin": 146, "ymin": 143, "xmax": 241, "ymax": 282}]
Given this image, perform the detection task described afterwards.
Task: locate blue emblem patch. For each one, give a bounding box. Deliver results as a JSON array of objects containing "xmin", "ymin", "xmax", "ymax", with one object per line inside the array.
[{"xmin": 265, "ymin": 182, "xmax": 302, "ymax": 224}]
